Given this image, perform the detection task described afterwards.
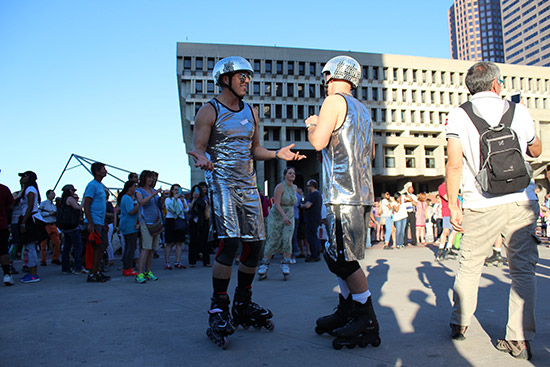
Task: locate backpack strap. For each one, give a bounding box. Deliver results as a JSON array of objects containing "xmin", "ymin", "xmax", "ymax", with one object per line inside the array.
[{"xmin": 460, "ymin": 100, "xmax": 516, "ymax": 132}]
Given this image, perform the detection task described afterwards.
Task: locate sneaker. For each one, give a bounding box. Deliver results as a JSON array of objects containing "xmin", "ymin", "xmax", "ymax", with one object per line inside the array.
[
  {"xmin": 80, "ymin": 268, "xmax": 90, "ymax": 274},
  {"xmin": 19, "ymin": 273, "xmax": 32, "ymax": 282},
  {"xmin": 21, "ymin": 275, "xmax": 40, "ymax": 283},
  {"xmin": 289, "ymin": 258, "xmax": 296, "ymax": 264},
  {"xmin": 165, "ymin": 263, "xmax": 173, "ymax": 270},
  {"xmin": 87, "ymin": 274, "xmax": 101, "ymax": 283},
  {"xmin": 122, "ymin": 268, "xmax": 138, "ymax": 276},
  {"xmin": 135, "ymin": 273, "xmax": 147, "ymax": 284},
  {"xmin": 450, "ymin": 323, "xmax": 468, "ymax": 341},
  {"xmin": 4, "ymin": 274, "xmax": 14, "ymax": 286},
  {"xmin": 145, "ymin": 271, "xmax": 158, "ymax": 281},
  {"xmin": 96, "ymin": 272, "xmax": 111, "ymax": 282},
  {"xmin": 174, "ymin": 263, "xmax": 186, "ymax": 269},
  {"xmin": 496, "ymin": 339, "xmax": 532, "ymax": 360}
]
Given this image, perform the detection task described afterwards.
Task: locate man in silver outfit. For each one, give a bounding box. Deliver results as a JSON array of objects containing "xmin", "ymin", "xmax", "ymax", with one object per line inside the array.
[
  {"xmin": 189, "ymin": 56, "xmax": 304, "ymax": 348},
  {"xmin": 306, "ymin": 56, "xmax": 380, "ymax": 349}
]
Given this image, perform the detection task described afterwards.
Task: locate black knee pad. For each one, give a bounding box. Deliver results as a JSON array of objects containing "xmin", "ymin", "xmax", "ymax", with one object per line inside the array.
[
  {"xmin": 323, "ymin": 252, "xmax": 360, "ymax": 280},
  {"xmin": 215, "ymin": 238, "xmax": 240, "ymax": 266},
  {"xmin": 240, "ymin": 241, "xmax": 262, "ymax": 268}
]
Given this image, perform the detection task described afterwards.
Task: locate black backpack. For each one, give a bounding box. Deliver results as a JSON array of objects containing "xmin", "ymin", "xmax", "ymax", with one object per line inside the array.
[
  {"xmin": 460, "ymin": 101, "xmax": 532, "ymax": 195},
  {"xmin": 56, "ymin": 197, "xmax": 80, "ymax": 230}
]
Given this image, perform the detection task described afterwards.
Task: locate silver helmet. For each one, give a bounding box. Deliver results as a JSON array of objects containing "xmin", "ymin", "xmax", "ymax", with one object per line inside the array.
[
  {"xmin": 322, "ymin": 56, "xmax": 361, "ymax": 88},
  {"xmin": 213, "ymin": 56, "xmax": 254, "ymax": 86}
]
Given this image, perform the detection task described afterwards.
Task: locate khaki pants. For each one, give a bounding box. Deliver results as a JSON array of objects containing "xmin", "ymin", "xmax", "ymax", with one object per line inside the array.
[
  {"xmin": 40, "ymin": 223, "xmax": 61, "ymax": 262},
  {"xmin": 450, "ymin": 200, "xmax": 539, "ymax": 341}
]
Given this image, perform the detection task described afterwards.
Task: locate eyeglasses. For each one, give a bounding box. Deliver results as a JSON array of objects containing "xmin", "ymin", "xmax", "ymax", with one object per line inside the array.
[
  {"xmin": 238, "ymin": 73, "xmax": 252, "ymax": 83},
  {"xmin": 497, "ymin": 78, "xmax": 505, "ymax": 87}
]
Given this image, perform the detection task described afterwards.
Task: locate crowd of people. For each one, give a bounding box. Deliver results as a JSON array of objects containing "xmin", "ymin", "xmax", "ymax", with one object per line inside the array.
[{"xmin": 2, "ymin": 56, "xmax": 549, "ymax": 360}]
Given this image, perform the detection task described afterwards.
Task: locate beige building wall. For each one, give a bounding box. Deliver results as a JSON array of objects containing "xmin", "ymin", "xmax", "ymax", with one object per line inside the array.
[
  {"xmin": 501, "ymin": 0, "xmax": 550, "ymax": 66},
  {"xmin": 177, "ymin": 43, "xmax": 550, "ymax": 195}
]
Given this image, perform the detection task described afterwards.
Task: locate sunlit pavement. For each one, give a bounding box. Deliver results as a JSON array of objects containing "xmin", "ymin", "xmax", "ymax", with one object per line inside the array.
[{"xmin": 2, "ymin": 240, "xmax": 549, "ymax": 367}]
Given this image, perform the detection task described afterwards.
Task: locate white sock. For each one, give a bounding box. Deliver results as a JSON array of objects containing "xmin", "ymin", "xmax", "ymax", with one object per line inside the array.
[
  {"xmin": 351, "ymin": 290, "xmax": 371, "ymax": 304},
  {"xmin": 494, "ymin": 247, "xmax": 501, "ymax": 253},
  {"xmin": 337, "ymin": 277, "xmax": 351, "ymax": 298},
  {"xmin": 444, "ymin": 242, "xmax": 452, "ymax": 250},
  {"xmin": 438, "ymin": 242, "xmax": 445, "ymax": 249}
]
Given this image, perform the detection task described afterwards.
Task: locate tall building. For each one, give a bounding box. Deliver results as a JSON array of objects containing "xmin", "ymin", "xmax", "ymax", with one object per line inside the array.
[
  {"xmin": 177, "ymin": 43, "xmax": 550, "ymax": 196},
  {"xmin": 448, "ymin": 0, "xmax": 505, "ymax": 63},
  {"xmin": 501, "ymin": 0, "xmax": 550, "ymax": 66}
]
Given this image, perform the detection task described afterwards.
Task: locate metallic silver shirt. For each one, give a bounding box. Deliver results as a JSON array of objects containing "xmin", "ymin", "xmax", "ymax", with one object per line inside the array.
[
  {"xmin": 322, "ymin": 93, "xmax": 374, "ymax": 205},
  {"xmin": 205, "ymin": 99, "xmax": 257, "ymax": 188}
]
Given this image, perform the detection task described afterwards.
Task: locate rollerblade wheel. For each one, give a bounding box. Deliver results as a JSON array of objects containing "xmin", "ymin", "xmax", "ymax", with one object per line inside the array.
[
  {"xmin": 264, "ymin": 320, "xmax": 275, "ymax": 331},
  {"xmin": 221, "ymin": 336, "xmax": 229, "ymax": 350},
  {"xmin": 332, "ymin": 338, "xmax": 343, "ymax": 350},
  {"xmin": 315, "ymin": 326, "xmax": 324, "ymax": 335},
  {"xmin": 371, "ymin": 337, "xmax": 381, "ymax": 347},
  {"xmin": 358, "ymin": 339, "xmax": 368, "ymax": 348}
]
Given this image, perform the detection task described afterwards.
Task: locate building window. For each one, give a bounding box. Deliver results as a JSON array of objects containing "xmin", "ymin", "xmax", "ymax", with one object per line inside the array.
[
  {"xmin": 288, "ymin": 61, "xmax": 294, "ymax": 75},
  {"xmin": 196, "ymin": 58, "xmax": 203, "ymax": 71},
  {"xmin": 371, "ymin": 108, "xmax": 377, "ymax": 122},
  {"xmin": 309, "ymin": 84, "xmax": 316, "ymax": 98},
  {"xmin": 362, "ymin": 87, "xmax": 368, "ymax": 100},
  {"xmin": 287, "ymin": 83, "xmax": 294, "ymax": 97},
  {"xmin": 297, "ymin": 105, "xmax": 304, "ymax": 119},
  {"xmin": 265, "ymin": 83, "xmax": 272, "ymax": 96},
  {"xmin": 392, "ymin": 89, "xmax": 398, "ymax": 102},
  {"xmin": 264, "ymin": 105, "xmax": 271, "ymax": 118},
  {"xmin": 253, "ymin": 60, "xmax": 261, "ymax": 73},
  {"xmin": 275, "ymin": 104, "xmax": 282, "ymax": 119},
  {"xmin": 372, "ymin": 66, "xmax": 379, "ymax": 80},
  {"xmin": 207, "ymin": 81, "xmax": 214, "ymax": 94},
  {"xmin": 276, "ymin": 61, "xmax": 283, "ymax": 74},
  {"xmin": 403, "ymin": 69, "xmax": 408, "ymax": 82},
  {"xmin": 298, "ymin": 84, "xmax": 305, "ymax": 98},
  {"xmin": 405, "ymin": 146, "xmax": 416, "ymax": 168},
  {"xmin": 372, "ymin": 87, "xmax": 378, "ymax": 101},
  {"xmin": 184, "ymin": 57, "xmax": 192, "ymax": 70},
  {"xmin": 207, "ymin": 58, "xmax": 215, "ymax": 71},
  {"xmin": 266, "ymin": 60, "xmax": 272, "ymax": 74},
  {"xmin": 384, "ymin": 146, "xmax": 396, "ymax": 168},
  {"xmin": 286, "ymin": 105, "xmax": 293, "ymax": 119},
  {"xmin": 195, "ymin": 80, "xmax": 203, "ymax": 94},
  {"xmin": 299, "ymin": 62, "xmax": 305, "ymax": 76},
  {"xmin": 253, "ymin": 83, "xmax": 260, "ymax": 96},
  {"xmin": 276, "ymin": 83, "xmax": 283, "ymax": 97},
  {"xmin": 310, "ymin": 63, "xmax": 316, "ymax": 76},
  {"xmin": 425, "ymin": 147, "xmax": 436, "ymax": 168},
  {"xmin": 309, "ymin": 105, "xmax": 316, "ymax": 115},
  {"xmin": 402, "ymin": 90, "xmax": 407, "ymax": 102}
]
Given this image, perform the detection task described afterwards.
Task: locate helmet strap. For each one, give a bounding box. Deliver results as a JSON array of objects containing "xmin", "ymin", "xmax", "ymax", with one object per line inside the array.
[{"xmin": 220, "ymin": 73, "xmax": 244, "ymax": 100}]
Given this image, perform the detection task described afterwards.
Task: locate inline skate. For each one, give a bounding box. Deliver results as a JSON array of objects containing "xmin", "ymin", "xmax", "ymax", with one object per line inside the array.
[
  {"xmin": 257, "ymin": 258, "xmax": 269, "ymax": 280},
  {"xmin": 485, "ymin": 249, "xmax": 503, "ymax": 267},
  {"xmin": 281, "ymin": 258, "xmax": 290, "ymax": 281},
  {"xmin": 206, "ymin": 294, "xmax": 235, "ymax": 349},
  {"xmin": 232, "ymin": 287, "xmax": 274, "ymax": 331},
  {"xmin": 315, "ymin": 294, "xmax": 353, "ymax": 336},
  {"xmin": 332, "ymin": 297, "xmax": 381, "ymax": 350}
]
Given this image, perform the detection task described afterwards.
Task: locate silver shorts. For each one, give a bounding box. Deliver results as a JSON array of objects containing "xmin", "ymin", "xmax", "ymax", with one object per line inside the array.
[
  {"xmin": 325, "ymin": 204, "xmax": 370, "ymax": 262},
  {"xmin": 210, "ymin": 186, "xmax": 265, "ymax": 241}
]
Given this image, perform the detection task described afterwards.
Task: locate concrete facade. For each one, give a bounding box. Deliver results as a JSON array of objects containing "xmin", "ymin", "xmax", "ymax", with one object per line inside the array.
[
  {"xmin": 176, "ymin": 43, "xmax": 550, "ymax": 196},
  {"xmin": 501, "ymin": 0, "xmax": 550, "ymax": 66}
]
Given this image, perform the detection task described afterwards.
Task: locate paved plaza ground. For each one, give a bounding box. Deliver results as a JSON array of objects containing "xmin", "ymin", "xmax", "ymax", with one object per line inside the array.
[{"xmin": 1, "ymin": 240, "xmax": 549, "ymax": 367}]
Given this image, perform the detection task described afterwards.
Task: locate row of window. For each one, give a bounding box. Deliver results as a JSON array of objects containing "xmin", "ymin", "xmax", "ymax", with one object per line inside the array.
[{"xmin": 383, "ymin": 146, "xmax": 438, "ymax": 169}]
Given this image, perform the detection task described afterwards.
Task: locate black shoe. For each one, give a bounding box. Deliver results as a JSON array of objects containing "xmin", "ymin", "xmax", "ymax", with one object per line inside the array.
[
  {"xmin": 87, "ymin": 274, "xmax": 101, "ymax": 283},
  {"xmin": 305, "ymin": 257, "xmax": 320, "ymax": 262},
  {"xmin": 450, "ymin": 323, "xmax": 468, "ymax": 341},
  {"xmin": 96, "ymin": 272, "xmax": 111, "ymax": 282},
  {"xmin": 51, "ymin": 259, "xmax": 62, "ymax": 265}
]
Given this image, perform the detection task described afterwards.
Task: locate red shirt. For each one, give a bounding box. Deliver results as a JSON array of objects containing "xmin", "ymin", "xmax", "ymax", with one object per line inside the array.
[
  {"xmin": 0, "ymin": 184, "xmax": 15, "ymax": 229},
  {"xmin": 438, "ymin": 182, "xmax": 451, "ymax": 218}
]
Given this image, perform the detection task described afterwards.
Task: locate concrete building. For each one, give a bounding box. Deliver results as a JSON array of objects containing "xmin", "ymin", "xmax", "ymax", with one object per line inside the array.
[
  {"xmin": 177, "ymin": 43, "xmax": 550, "ymax": 196},
  {"xmin": 501, "ymin": 0, "xmax": 550, "ymax": 66},
  {"xmin": 448, "ymin": 0, "xmax": 505, "ymax": 63}
]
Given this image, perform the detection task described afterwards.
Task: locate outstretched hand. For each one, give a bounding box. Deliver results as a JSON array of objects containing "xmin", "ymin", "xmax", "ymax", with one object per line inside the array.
[
  {"xmin": 188, "ymin": 151, "xmax": 214, "ymax": 171},
  {"xmin": 277, "ymin": 144, "xmax": 306, "ymax": 161}
]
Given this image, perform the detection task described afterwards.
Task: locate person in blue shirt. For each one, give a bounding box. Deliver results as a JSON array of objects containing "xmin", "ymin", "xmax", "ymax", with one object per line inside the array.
[
  {"xmin": 83, "ymin": 162, "xmax": 109, "ymax": 283},
  {"xmin": 118, "ymin": 181, "xmax": 139, "ymax": 276}
]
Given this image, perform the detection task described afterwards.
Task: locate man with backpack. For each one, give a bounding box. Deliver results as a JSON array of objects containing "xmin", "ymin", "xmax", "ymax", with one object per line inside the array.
[{"xmin": 445, "ymin": 62, "xmax": 541, "ymax": 360}]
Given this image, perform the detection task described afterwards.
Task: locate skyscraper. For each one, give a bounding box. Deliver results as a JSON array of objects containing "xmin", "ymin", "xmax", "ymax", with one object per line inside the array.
[
  {"xmin": 448, "ymin": 0, "xmax": 505, "ymax": 63},
  {"xmin": 501, "ymin": 0, "xmax": 550, "ymax": 66}
]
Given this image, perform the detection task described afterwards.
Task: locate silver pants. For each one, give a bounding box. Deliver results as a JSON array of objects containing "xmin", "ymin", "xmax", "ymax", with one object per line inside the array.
[{"xmin": 325, "ymin": 204, "xmax": 370, "ymax": 262}]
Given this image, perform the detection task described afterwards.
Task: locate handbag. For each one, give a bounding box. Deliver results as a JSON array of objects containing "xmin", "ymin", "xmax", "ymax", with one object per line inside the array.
[
  {"xmin": 146, "ymin": 216, "xmax": 164, "ymax": 236},
  {"xmin": 174, "ymin": 217, "xmax": 188, "ymax": 233}
]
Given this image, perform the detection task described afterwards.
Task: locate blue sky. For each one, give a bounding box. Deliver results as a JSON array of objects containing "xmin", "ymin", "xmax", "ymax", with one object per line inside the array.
[{"xmin": 0, "ymin": 0, "xmax": 452, "ymax": 195}]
